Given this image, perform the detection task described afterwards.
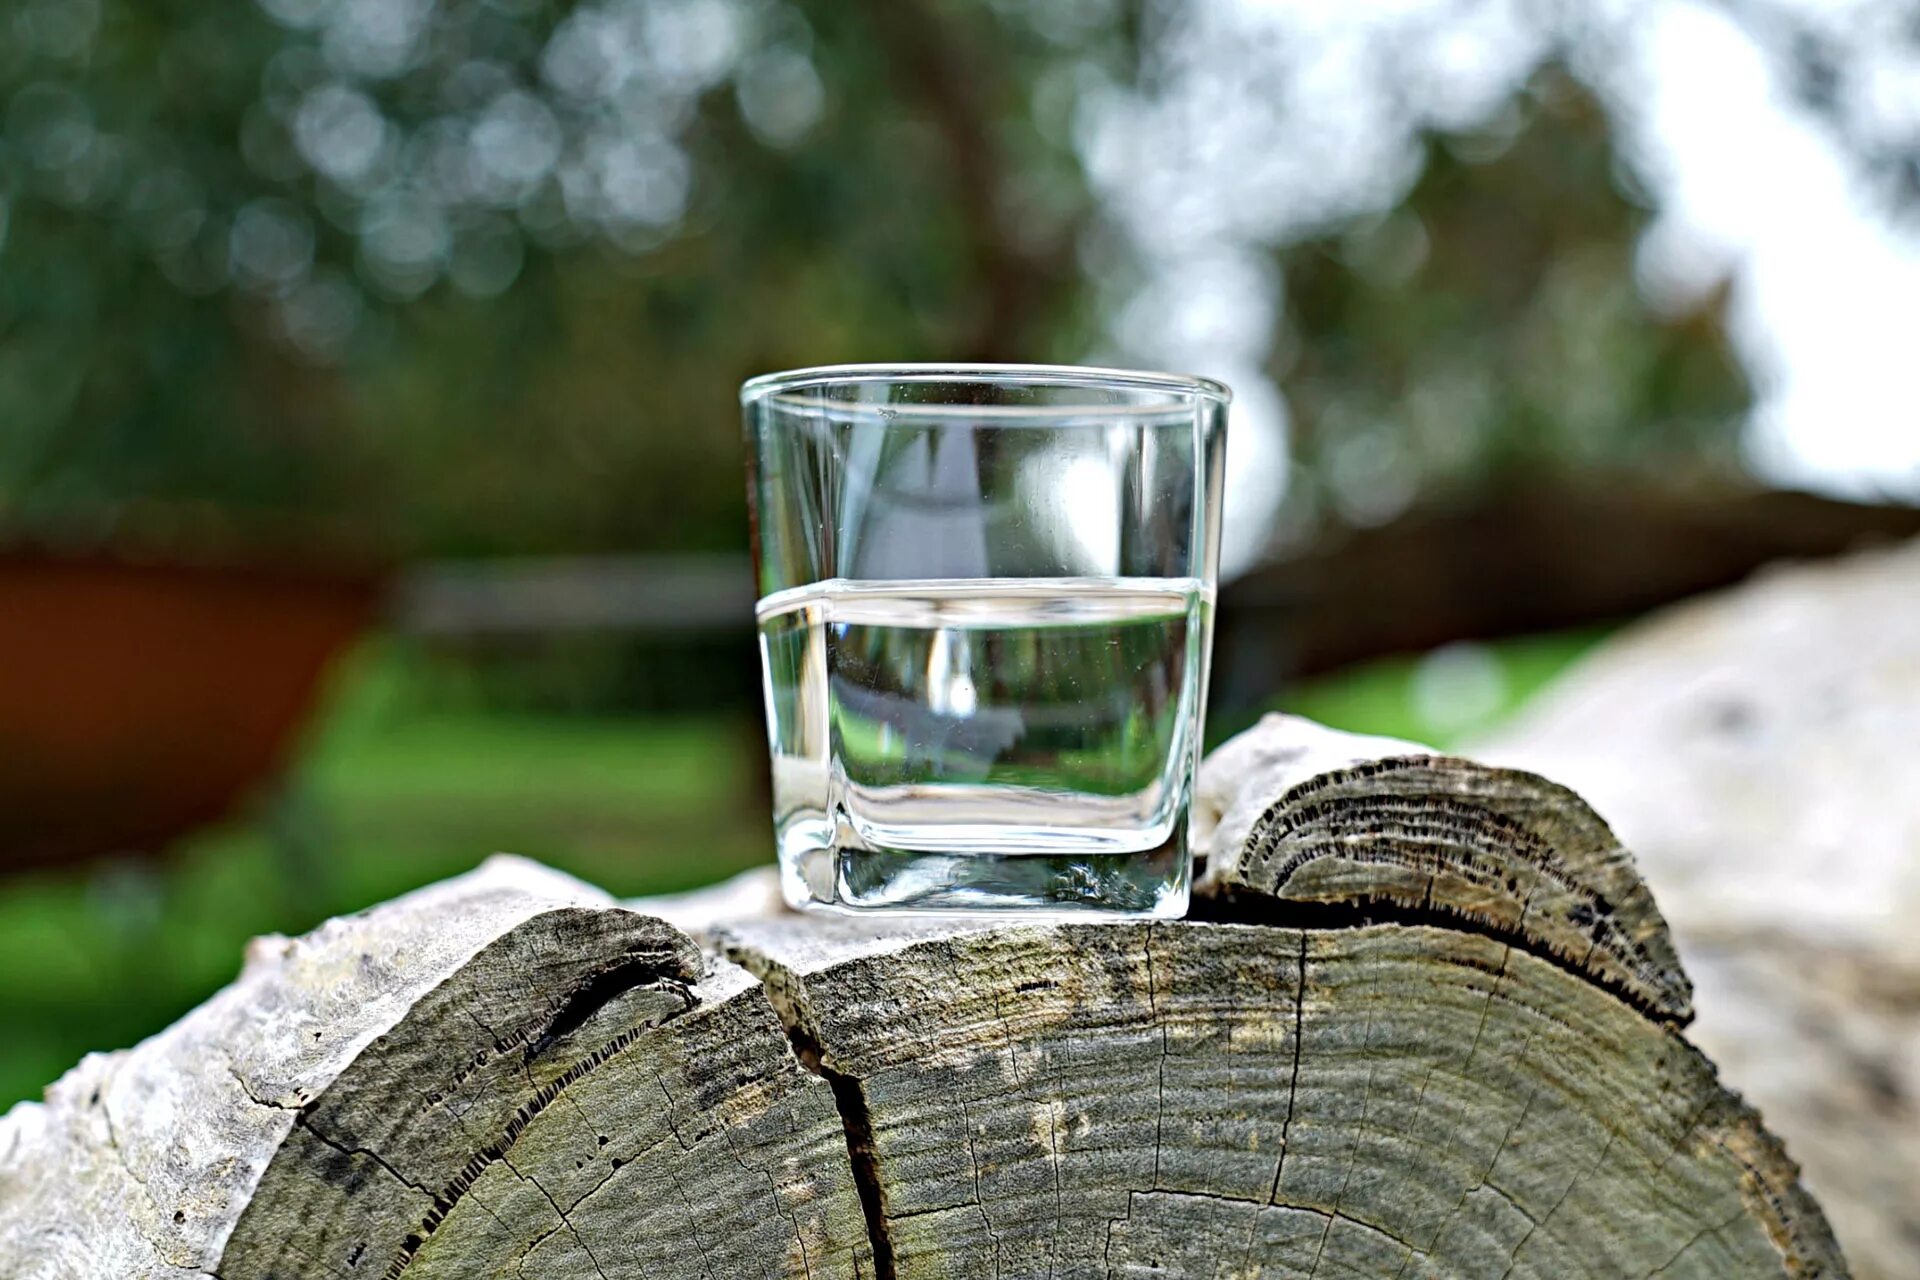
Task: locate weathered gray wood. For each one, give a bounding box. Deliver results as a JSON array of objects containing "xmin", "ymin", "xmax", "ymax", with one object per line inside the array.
[
  {"xmin": 0, "ymin": 857, "xmax": 870, "ymax": 1279},
  {"xmin": 1195, "ymin": 714, "xmax": 1693, "ymax": 1023},
  {"xmin": 715, "ymin": 914, "xmax": 1833, "ymax": 1279},
  {"xmin": 1478, "ymin": 537, "xmax": 1920, "ymax": 1280},
  {"xmin": 0, "ymin": 718, "xmax": 1847, "ymax": 1279}
]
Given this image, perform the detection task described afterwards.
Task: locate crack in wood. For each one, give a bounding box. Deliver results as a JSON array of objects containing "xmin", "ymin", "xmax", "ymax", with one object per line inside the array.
[
  {"xmin": 527, "ymin": 961, "xmax": 694, "ymax": 1063},
  {"xmin": 93, "ymin": 1082, "xmax": 182, "ymax": 1264},
  {"xmin": 755, "ymin": 1011, "xmax": 899, "ymax": 1280},
  {"xmin": 1129, "ymin": 1188, "xmax": 1428, "ymax": 1272},
  {"xmin": 502, "ymin": 1150, "xmax": 612, "ymax": 1280},
  {"xmin": 821, "ymin": 1063, "xmax": 898, "ymax": 1280},
  {"xmin": 1195, "ymin": 887, "xmax": 1679, "ymax": 1027},
  {"xmin": 1269, "ymin": 931, "xmax": 1311, "ymax": 1206},
  {"xmin": 295, "ymin": 1114, "xmax": 438, "ymax": 1201},
  {"xmin": 1239, "ymin": 931, "xmax": 1312, "ymax": 1277},
  {"xmin": 1493, "ymin": 1127, "xmax": 1620, "ymax": 1280},
  {"xmin": 1204, "ymin": 739, "xmax": 1694, "ymax": 1025},
  {"xmin": 1305, "ymin": 995, "xmax": 1383, "ymax": 1280},
  {"xmin": 375, "ymin": 982, "xmax": 698, "ymax": 1279},
  {"xmin": 1644, "ymin": 1207, "xmax": 1751, "ymax": 1278},
  {"xmin": 1143, "ymin": 926, "xmax": 1167, "ymax": 1193}
]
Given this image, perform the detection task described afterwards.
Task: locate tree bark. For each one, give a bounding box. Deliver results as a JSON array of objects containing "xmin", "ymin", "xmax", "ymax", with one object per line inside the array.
[{"xmin": 0, "ymin": 719, "xmax": 1847, "ymax": 1278}]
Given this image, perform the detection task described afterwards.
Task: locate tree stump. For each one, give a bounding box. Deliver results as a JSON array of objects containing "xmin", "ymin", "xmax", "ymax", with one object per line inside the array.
[{"xmin": 0, "ymin": 719, "xmax": 1847, "ymax": 1278}]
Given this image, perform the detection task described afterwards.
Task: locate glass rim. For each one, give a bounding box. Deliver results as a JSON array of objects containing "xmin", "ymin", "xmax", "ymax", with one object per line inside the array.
[{"xmin": 740, "ymin": 362, "xmax": 1233, "ymax": 407}]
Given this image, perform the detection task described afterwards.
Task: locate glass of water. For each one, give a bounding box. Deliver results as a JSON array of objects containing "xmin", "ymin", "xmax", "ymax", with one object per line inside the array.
[{"xmin": 744, "ymin": 364, "xmax": 1228, "ymax": 916}]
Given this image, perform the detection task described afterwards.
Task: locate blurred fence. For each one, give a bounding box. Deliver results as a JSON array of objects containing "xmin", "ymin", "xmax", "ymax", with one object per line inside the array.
[
  {"xmin": 397, "ymin": 552, "xmax": 756, "ymax": 638},
  {"xmin": 389, "ymin": 484, "xmax": 1920, "ymax": 730}
]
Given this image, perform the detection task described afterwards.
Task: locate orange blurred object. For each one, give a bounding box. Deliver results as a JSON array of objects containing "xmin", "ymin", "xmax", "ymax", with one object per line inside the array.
[{"xmin": 0, "ymin": 551, "xmax": 383, "ymax": 872}]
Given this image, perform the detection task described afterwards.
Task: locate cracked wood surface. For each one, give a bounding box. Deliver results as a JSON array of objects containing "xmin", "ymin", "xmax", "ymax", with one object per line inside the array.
[
  {"xmin": 0, "ymin": 856, "xmax": 871, "ymax": 1280},
  {"xmin": 0, "ymin": 718, "xmax": 1846, "ymax": 1278},
  {"xmin": 1194, "ymin": 715, "xmax": 1692, "ymax": 1023},
  {"xmin": 714, "ymin": 914, "xmax": 1837, "ymax": 1280}
]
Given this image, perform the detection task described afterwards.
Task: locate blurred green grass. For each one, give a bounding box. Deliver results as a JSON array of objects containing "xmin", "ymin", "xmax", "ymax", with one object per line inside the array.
[
  {"xmin": 0, "ymin": 626, "xmax": 1605, "ymax": 1110},
  {"xmin": 0, "ymin": 640, "xmax": 773, "ymax": 1110},
  {"xmin": 1277, "ymin": 630, "xmax": 1607, "ymax": 749}
]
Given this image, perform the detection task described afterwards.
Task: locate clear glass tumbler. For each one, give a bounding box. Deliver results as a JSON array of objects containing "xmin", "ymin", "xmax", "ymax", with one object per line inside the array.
[{"xmin": 744, "ymin": 364, "xmax": 1228, "ymax": 916}]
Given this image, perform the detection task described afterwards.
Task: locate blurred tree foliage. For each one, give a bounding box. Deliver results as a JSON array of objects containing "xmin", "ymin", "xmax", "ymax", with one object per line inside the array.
[
  {"xmin": 3, "ymin": 0, "xmax": 1881, "ymax": 563},
  {"xmin": 0, "ymin": 0, "xmax": 1109, "ymax": 558},
  {"xmin": 1272, "ymin": 69, "xmax": 1751, "ymax": 534}
]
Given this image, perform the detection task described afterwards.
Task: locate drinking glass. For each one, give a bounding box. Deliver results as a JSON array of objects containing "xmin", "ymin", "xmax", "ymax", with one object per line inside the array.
[{"xmin": 744, "ymin": 364, "xmax": 1228, "ymax": 916}]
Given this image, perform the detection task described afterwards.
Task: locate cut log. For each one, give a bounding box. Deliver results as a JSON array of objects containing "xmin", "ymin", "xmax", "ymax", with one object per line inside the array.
[
  {"xmin": 0, "ymin": 719, "xmax": 1846, "ymax": 1278},
  {"xmin": 1477, "ymin": 536, "xmax": 1920, "ymax": 1280},
  {"xmin": 0, "ymin": 858, "xmax": 871, "ymax": 1279},
  {"xmin": 1191, "ymin": 718, "xmax": 1692, "ymax": 1022}
]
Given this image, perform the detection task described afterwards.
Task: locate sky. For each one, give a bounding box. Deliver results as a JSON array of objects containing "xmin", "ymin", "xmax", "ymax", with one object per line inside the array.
[
  {"xmin": 1626, "ymin": 0, "xmax": 1920, "ymax": 502},
  {"xmin": 1083, "ymin": 0, "xmax": 1920, "ymax": 576}
]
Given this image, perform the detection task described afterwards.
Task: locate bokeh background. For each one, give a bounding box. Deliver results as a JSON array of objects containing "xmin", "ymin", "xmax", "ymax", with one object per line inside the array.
[{"xmin": 4, "ymin": 0, "xmax": 1919, "ymax": 1131}]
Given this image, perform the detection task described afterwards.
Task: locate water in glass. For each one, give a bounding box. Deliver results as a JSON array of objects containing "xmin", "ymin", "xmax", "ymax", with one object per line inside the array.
[{"xmin": 757, "ymin": 575, "xmax": 1210, "ymax": 914}]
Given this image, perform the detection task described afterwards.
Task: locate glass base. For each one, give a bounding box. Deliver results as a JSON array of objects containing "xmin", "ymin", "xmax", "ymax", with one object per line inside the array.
[{"xmin": 778, "ymin": 829, "xmax": 1190, "ymax": 918}]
